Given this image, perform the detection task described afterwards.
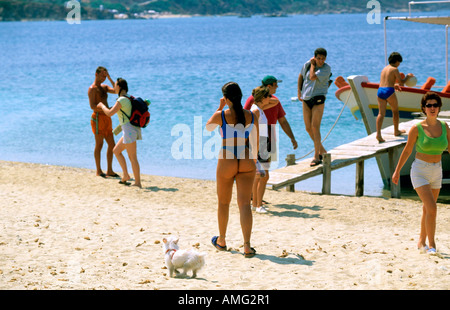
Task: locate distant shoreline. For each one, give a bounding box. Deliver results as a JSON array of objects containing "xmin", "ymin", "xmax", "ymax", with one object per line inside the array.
[
  {"xmin": 2, "ymin": 0, "xmax": 449, "ymax": 23},
  {"xmin": 2, "ymin": 13, "xmax": 194, "ymax": 23},
  {"xmin": 0, "ymin": 8, "xmax": 420, "ymax": 23}
]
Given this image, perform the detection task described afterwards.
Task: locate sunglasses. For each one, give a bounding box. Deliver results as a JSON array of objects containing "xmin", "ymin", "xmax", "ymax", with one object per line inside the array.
[{"xmin": 425, "ymin": 103, "xmax": 440, "ymax": 108}]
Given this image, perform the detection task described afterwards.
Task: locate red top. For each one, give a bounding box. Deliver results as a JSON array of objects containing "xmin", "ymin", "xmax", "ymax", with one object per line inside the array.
[{"xmin": 243, "ymin": 95, "xmax": 286, "ymax": 125}]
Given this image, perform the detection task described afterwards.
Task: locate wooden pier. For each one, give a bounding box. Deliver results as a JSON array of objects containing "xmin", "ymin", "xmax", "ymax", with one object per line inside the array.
[{"xmin": 268, "ymin": 118, "xmax": 450, "ymax": 198}]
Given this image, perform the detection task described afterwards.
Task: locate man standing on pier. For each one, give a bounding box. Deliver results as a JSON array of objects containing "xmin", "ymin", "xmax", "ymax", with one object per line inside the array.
[{"xmin": 298, "ymin": 48, "xmax": 331, "ymax": 167}]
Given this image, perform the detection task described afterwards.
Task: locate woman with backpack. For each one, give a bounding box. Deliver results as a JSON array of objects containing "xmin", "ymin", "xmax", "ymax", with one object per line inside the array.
[{"xmin": 97, "ymin": 78, "xmax": 142, "ymax": 188}]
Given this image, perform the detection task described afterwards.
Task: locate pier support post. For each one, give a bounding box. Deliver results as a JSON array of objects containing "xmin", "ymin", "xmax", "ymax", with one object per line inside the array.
[
  {"xmin": 285, "ymin": 154, "xmax": 296, "ymax": 166},
  {"xmin": 285, "ymin": 154, "xmax": 296, "ymax": 192},
  {"xmin": 355, "ymin": 160, "xmax": 364, "ymax": 196},
  {"xmin": 322, "ymin": 153, "xmax": 331, "ymax": 195},
  {"xmin": 389, "ymin": 148, "xmax": 401, "ymax": 198}
]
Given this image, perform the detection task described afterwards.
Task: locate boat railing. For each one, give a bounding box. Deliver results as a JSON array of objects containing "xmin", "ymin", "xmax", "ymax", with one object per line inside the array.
[{"xmin": 409, "ymin": 1, "xmax": 450, "ymax": 17}]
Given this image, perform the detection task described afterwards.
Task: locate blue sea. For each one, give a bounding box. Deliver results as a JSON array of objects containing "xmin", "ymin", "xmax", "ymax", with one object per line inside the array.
[{"xmin": 1, "ymin": 10, "xmax": 449, "ymax": 196}]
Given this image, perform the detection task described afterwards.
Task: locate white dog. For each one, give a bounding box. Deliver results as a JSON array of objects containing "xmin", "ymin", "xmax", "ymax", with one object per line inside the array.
[{"xmin": 162, "ymin": 236, "xmax": 206, "ymax": 278}]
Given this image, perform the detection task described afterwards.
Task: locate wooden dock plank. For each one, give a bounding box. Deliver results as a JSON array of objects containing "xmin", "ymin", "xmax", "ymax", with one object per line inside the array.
[
  {"xmin": 268, "ymin": 123, "xmax": 411, "ymax": 195},
  {"xmin": 328, "ymin": 149, "xmax": 375, "ymax": 157}
]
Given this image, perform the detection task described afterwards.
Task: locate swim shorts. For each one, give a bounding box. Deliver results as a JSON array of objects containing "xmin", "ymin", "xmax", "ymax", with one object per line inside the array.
[
  {"xmin": 91, "ymin": 112, "xmax": 113, "ymax": 137},
  {"xmin": 303, "ymin": 95, "xmax": 325, "ymax": 110},
  {"xmin": 410, "ymin": 158, "xmax": 442, "ymax": 189},
  {"xmin": 122, "ymin": 122, "xmax": 142, "ymax": 144},
  {"xmin": 377, "ymin": 87, "xmax": 395, "ymax": 100}
]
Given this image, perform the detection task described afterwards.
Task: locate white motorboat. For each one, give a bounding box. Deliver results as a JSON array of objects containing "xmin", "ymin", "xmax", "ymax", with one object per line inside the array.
[{"xmin": 335, "ymin": 75, "xmax": 450, "ymax": 133}]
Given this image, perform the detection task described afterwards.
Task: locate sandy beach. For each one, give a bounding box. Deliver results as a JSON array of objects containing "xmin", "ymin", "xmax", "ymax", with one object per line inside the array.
[{"xmin": 0, "ymin": 160, "xmax": 449, "ymax": 290}]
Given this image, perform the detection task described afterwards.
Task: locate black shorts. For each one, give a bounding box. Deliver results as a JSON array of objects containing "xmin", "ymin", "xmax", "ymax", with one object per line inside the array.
[{"xmin": 304, "ymin": 95, "xmax": 326, "ymax": 110}]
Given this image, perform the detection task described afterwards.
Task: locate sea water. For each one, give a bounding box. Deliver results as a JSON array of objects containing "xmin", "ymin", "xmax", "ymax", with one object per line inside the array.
[{"xmin": 1, "ymin": 11, "xmax": 449, "ymax": 196}]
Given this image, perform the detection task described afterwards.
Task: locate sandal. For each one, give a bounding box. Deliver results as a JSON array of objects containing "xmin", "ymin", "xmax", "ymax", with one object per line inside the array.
[
  {"xmin": 418, "ymin": 244, "xmax": 429, "ymax": 254},
  {"xmin": 427, "ymin": 247, "xmax": 437, "ymax": 255},
  {"xmin": 244, "ymin": 247, "xmax": 256, "ymax": 258},
  {"xmin": 310, "ymin": 159, "xmax": 322, "ymax": 167},
  {"xmin": 211, "ymin": 236, "xmax": 227, "ymax": 251}
]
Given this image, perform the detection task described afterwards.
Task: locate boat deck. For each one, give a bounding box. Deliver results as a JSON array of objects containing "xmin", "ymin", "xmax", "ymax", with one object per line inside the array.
[{"xmin": 268, "ymin": 117, "xmax": 450, "ymax": 198}]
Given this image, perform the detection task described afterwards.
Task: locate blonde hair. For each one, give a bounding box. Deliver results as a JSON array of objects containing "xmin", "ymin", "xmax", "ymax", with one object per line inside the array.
[{"xmin": 252, "ymin": 86, "xmax": 270, "ymax": 103}]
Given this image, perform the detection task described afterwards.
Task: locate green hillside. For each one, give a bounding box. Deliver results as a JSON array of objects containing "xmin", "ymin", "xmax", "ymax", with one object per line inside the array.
[{"xmin": 0, "ymin": 0, "xmax": 447, "ymax": 21}]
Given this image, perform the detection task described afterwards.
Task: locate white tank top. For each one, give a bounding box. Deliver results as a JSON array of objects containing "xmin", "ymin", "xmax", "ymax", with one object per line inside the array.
[{"xmin": 251, "ymin": 104, "xmax": 268, "ymax": 137}]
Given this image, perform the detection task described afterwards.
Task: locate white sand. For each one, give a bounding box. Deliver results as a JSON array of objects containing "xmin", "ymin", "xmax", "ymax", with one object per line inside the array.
[{"xmin": 0, "ymin": 160, "xmax": 449, "ymax": 290}]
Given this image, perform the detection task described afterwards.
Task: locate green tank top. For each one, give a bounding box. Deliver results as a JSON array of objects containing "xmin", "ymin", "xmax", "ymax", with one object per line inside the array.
[{"xmin": 416, "ymin": 121, "xmax": 448, "ymax": 155}]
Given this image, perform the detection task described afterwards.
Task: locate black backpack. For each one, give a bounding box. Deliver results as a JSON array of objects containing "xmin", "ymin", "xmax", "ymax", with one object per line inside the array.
[{"xmin": 121, "ymin": 95, "xmax": 150, "ymax": 128}]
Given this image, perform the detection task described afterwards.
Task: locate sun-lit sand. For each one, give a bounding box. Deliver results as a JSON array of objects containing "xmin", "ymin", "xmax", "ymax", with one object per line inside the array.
[{"xmin": 0, "ymin": 160, "xmax": 448, "ymax": 290}]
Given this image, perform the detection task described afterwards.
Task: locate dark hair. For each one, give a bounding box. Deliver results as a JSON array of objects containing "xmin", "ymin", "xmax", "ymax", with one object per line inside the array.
[
  {"xmin": 421, "ymin": 91, "xmax": 442, "ymax": 115},
  {"xmin": 388, "ymin": 52, "xmax": 403, "ymax": 65},
  {"xmin": 222, "ymin": 82, "xmax": 245, "ymax": 127},
  {"xmin": 96, "ymin": 66, "xmax": 106, "ymax": 74},
  {"xmin": 314, "ymin": 47, "xmax": 327, "ymax": 57},
  {"xmin": 117, "ymin": 78, "xmax": 128, "ymax": 96}
]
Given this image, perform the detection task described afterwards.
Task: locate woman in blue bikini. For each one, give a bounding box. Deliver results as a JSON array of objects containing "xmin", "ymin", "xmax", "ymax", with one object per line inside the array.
[
  {"xmin": 206, "ymin": 82, "xmax": 259, "ymax": 258},
  {"xmin": 376, "ymin": 52, "xmax": 414, "ymax": 142}
]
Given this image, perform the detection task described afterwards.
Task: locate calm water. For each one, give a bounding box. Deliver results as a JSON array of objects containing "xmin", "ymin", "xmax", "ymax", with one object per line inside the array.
[{"xmin": 1, "ymin": 11, "xmax": 449, "ymax": 196}]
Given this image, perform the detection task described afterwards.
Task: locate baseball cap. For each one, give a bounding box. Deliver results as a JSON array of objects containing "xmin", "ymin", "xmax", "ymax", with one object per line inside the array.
[{"xmin": 262, "ymin": 75, "xmax": 283, "ymax": 86}]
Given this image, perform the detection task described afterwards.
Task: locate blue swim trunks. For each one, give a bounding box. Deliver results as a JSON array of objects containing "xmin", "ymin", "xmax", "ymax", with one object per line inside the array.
[{"xmin": 377, "ymin": 87, "xmax": 395, "ymax": 100}]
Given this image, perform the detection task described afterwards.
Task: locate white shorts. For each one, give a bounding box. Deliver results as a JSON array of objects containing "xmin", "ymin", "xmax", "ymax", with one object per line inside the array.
[
  {"xmin": 410, "ymin": 158, "xmax": 442, "ymax": 189},
  {"xmin": 122, "ymin": 122, "xmax": 142, "ymax": 144}
]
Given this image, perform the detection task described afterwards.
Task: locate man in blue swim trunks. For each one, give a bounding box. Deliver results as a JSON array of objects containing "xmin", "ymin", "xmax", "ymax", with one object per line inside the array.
[{"xmin": 376, "ymin": 52, "xmax": 414, "ymax": 142}]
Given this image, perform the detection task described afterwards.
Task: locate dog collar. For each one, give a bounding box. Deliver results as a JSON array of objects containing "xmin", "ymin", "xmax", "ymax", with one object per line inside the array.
[{"xmin": 166, "ymin": 249, "xmax": 177, "ymax": 260}]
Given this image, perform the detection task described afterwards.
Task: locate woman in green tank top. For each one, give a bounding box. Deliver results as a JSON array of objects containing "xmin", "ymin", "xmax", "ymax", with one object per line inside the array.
[{"xmin": 392, "ymin": 92, "xmax": 450, "ymax": 255}]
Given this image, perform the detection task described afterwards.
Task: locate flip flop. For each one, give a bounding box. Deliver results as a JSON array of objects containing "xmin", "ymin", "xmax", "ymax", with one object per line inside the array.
[
  {"xmin": 107, "ymin": 173, "xmax": 120, "ymax": 178},
  {"xmin": 119, "ymin": 180, "xmax": 131, "ymax": 186},
  {"xmin": 244, "ymin": 247, "xmax": 256, "ymax": 258},
  {"xmin": 211, "ymin": 236, "xmax": 227, "ymax": 251},
  {"xmin": 98, "ymin": 173, "xmax": 107, "ymax": 178},
  {"xmin": 310, "ymin": 159, "xmax": 322, "ymax": 167}
]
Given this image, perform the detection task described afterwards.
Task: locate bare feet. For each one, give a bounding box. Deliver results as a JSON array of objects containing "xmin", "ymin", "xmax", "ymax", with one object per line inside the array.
[
  {"xmin": 394, "ymin": 129, "xmax": 406, "ymax": 136},
  {"xmin": 376, "ymin": 136, "xmax": 385, "ymax": 143}
]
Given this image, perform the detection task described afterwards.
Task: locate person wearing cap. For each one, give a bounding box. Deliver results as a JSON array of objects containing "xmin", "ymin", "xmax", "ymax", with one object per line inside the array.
[
  {"xmin": 297, "ymin": 47, "xmax": 331, "ymax": 167},
  {"xmin": 244, "ymin": 75, "xmax": 298, "ymax": 212}
]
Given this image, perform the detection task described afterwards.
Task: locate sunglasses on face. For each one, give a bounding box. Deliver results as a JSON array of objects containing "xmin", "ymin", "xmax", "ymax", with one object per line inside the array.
[{"xmin": 425, "ymin": 103, "xmax": 440, "ymax": 108}]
